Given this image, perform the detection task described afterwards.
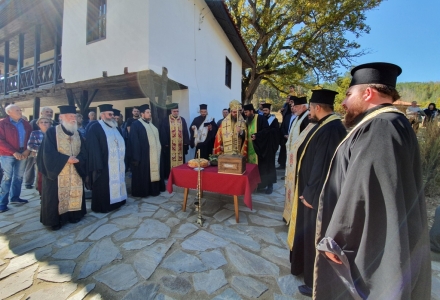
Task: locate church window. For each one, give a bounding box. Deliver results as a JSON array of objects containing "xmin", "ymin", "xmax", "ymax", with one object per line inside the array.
[{"xmin": 87, "ymin": 0, "xmax": 107, "ymax": 43}]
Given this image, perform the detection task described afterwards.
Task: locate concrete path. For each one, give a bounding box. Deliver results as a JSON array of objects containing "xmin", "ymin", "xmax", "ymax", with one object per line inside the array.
[{"xmin": 0, "ymin": 169, "xmax": 439, "ymax": 299}]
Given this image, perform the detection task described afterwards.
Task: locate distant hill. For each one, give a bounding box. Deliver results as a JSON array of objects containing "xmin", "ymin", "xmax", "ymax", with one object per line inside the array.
[{"xmin": 397, "ymin": 82, "xmax": 440, "ymax": 108}]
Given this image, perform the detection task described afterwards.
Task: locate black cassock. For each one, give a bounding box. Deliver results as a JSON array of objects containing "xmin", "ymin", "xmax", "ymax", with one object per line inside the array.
[
  {"xmin": 289, "ymin": 115, "xmax": 346, "ymax": 287},
  {"xmin": 189, "ymin": 115, "xmax": 218, "ymax": 159},
  {"xmin": 130, "ymin": 120, "xmax": 165, "ymax": 197},
  {"xmin": 85, "ymin": 122, "xmax": 126, "ymax": 213},
  {"xmin": 314, "ymin": 105, "xmax": 431, "ymax": 299},
  {"xmin": 253, "ymin": 115, "xmax": 279, "ymax": 188},
  {"xmin": 37, "ymin": 126, "xmax": 87, "ymax": 226},
  {"xmin": 159, "ymin": 116, "xmax": 190, "ymax": 179}
]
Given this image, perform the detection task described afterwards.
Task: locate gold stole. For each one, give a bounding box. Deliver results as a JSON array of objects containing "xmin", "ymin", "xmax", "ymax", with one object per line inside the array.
[
  {"xmin": 169, "ymin": 115, "xmax": 183, "ymax": 168},
  {"xmin": 218, "ymin": 114, "xmax": 247, "ymax": 155},
  {"xmin": 286, "ymin": 114, "xmax": 341, "ymax": 250},
  {"xmin": 56, "ymin": 125, "xmax": 83, "ymax": 215},
  {"xmin": 139, "ymin": 119, "xmax": 161, "ymax": 182},
  {"xmin": 283, "ymin": 122, "xmax": 316, "ymax": 223}
]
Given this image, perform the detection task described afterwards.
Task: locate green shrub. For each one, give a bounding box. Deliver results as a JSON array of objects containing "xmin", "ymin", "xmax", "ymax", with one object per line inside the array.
[{"xmin": 419, "ymin": 122, "xmax": 440, "ymax": 196}]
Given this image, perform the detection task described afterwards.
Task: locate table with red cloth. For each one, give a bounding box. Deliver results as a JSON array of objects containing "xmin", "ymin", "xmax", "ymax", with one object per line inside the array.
[{"xmin": 166, "ymin": 163, "xmax": 261, "ymax": 223}]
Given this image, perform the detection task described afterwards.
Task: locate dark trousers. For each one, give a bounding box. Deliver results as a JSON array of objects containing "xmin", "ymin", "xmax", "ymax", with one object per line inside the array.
[{"xmin": 24, "ymin": 156, "xmax": 36, "ymax": 186}]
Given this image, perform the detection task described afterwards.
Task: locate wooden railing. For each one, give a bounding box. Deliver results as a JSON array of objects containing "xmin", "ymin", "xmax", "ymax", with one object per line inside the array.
[{"xmin": 0, "ymin": 55, "xmax": 62, "ymax": 95}]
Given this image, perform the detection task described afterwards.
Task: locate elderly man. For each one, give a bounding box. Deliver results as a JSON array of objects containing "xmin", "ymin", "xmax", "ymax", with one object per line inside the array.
[
  {"xmin": 313, "ymin": 63, "xmax": 431, "ymax": 299},
  {"xmin": 214, "ymin": 100, "xmax": 247, "ymax": 156},
  {"xmin": 37, "ymin": 105, "xmax": 87, "ymax": 230},
  {"xmin": 86, "ymin": 104, "xmax": 126, "ymax": 213},
  {"xmin": 0, "ymin": 105, "xmax": 33, "ymax": 212},
  {"xmin": 286, "ymin": 89, "xmax": 347, "ymax": 297},
  {"xmin": 130, "ymin": 104, "xmax": 165, "ymax": 197},
  {"xmin": 283, "ymin": 96, "xmax": 310, "ymax": 222},
  {"xmin": 189, "ymin": 104, "xmax": 217, "ymax": 159},
  {"xmin": 159, "ymin": 103, "xmax": 190, "ymax": 179}
]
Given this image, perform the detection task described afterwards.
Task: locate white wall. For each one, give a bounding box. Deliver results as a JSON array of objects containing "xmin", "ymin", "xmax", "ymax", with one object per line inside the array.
[
  {"xmin": 148, "ymin": 0, "xmax": 242, "ymax": 125},
  {"xmin": 62, "ymin": 0, "xmax": 150, "ymax": 83}
]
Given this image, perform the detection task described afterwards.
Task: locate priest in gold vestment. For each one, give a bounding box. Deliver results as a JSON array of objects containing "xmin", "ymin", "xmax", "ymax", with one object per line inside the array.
[
  {"xmin": 37, "ymin": 105, "xmax": 87, "ymax": 230},
  {"xmin": 214, "ymin": 100, "xmax": 247, "ymax": 156}
]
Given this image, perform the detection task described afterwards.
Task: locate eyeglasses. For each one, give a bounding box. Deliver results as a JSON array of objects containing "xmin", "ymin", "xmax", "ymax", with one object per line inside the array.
[{"xmin": 39, "ymin": 122, "xmax": 51, "ymax": 124}]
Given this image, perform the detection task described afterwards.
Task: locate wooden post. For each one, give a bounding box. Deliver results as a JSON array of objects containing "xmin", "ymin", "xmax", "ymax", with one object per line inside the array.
[
  {"xmin": 33, "ymin": 25, "xmax": 41, "ymax": 89},
  {"xmin": 17, "ymin": 33, "xmax": 24, "ymax": 92},
  {"xmin": 53, "ymin": 21, "xmax": 61, "ymax": 85},
  {"xmin": 66, "ymin": 89, "xmax": 75, "ymax": 106},
  {"xmin": 33, "ymin": 97, "xmax": 40, "ymax": 120},
  {"xmin": 3, "ymin": 40, "xmax": 9, "ymax": 95}
]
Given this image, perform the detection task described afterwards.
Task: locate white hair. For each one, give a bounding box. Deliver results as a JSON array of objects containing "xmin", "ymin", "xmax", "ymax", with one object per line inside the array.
[
  {"xmin": 40, "ymin": 106, "xmax": 52, "ymax": 113},
  {"xmin": 303, "ymin": 104, "xmax": 309, "ymax": 109},
  {"xmin": 5, "ymin": 104, "xmax": 19, "ymax": 114}
]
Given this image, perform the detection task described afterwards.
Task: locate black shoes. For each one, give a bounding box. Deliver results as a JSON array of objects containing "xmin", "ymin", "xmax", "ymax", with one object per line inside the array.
[
  {"xmin": 298, "ymin": 285, "xmax": 312, "ymax": 297},
  {"xmin": 10, "ymin": 198, "xmax": 29, "ymax": 204},
  {"xmin": 265, "ymin": 187, "xmax": 273, "ymax": 194},
  {"xmin": 51, "ymin": 224, "xmax": 62, "ymax": 231},
  {"xmin": 25, "ymin": 185, "xmax": 33, "ymax": 189},
  {"xmin": 0, "ymin": 207, "xmax": 9, "ymax": 213}
]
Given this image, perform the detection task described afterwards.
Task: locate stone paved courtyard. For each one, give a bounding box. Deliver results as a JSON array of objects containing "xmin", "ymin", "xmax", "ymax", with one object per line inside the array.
[{"xmin": 1, "ymin": 169, "xmax": 440, "ymax": 299}]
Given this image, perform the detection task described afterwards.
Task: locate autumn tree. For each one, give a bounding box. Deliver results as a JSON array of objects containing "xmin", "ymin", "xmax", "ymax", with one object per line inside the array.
[{"xmin": 225, "ymin": 0, "xmax": 383, "ymax": 103}]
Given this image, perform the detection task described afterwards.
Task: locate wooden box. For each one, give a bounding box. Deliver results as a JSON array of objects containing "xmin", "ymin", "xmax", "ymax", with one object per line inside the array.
[{"xmin": 218, "ymin": 154, "xmax": 246, "ymax": 175}]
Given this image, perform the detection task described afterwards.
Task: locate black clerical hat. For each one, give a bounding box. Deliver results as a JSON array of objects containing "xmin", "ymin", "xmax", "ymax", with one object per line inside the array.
[
  {"xmin": 98, "ymin": 104, "xmax": 113, "ymax": 113},
  {"xmin": 294, "ymin": 96, "xmax": 307, "ymax": 105},
  {"xmin": 199, "ymin": 104, "xmax": 208, "ymax": 110},
  {"xmin": 309, "ymin": 89, "xmax": 338, "ymax": 105},
  {"xmin": 139, "ymin": 104, "xmax": 150, "ymax": 113},
  {"xmin": 167, "ymin": 103, "xmax": 178, "ymax": 110},
  {"xmin": 112, "ymin": 109, "xmax": 121, "ymax": 116},
  {"xmin": 350, "ymin": 62, "xmax": 402, "ymax": 87},
  {"xmin": 289, "ymin": 95, "xmax": 298, "ymax": 102},
  {"xmin": 243, "ymin": 104, "xmax": 255, "ymax": 111},
  {"xmin": 262, "ymin": 103, "xmax": 272, "ymax": 109},
  {"xmin": 58, "ymin": 105, "xmax": 77, "ymax": 114}
]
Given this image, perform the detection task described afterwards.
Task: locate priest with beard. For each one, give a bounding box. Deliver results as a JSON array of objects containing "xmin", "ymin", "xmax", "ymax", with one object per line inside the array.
[
  {"xmin": 214, "ymin": 100, "xmax": 247, "ymax": 156},
  {"xmin": 243, "ymin": 104, "xmax": 268, "ymax": 163},
  {"xmin": 130, "ymin": 104, "xmax": 165, "ymax": 197},
  {"xmin": 86, "ymin": 104, "xmax": 127, "ymax": 213},
  {"xmin": 251, "ymin": 103, "xmax": 279, "ymax": 194},
  {"xmin": 313, "ymin": 63, "xmax": 431, "ymax": 299},
  {"xmin": 286, "ymin": 89, "xmax": 346, "ymax": 297},
  {"xmin": 189, "ymin": 104, "xmax": 218, "ymax": 159},
  {"xmin": 283, "ymin": 97, "xmax": 310, "ymax": 223},
  {"xmin": 160, "ymin": 103, "xmax": 190, "ymax": 179},
  {"xmin": 37, "ymin": 105, "xmax": 87, "ymax": 230}
]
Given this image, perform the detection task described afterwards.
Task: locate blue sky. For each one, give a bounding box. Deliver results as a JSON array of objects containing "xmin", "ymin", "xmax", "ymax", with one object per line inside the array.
[{"xmin": 340, "ymin": 0, "xmax": 440, "ymax": 83}]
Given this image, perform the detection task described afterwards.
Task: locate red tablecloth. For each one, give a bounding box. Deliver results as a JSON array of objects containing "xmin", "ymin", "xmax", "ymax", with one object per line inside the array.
[{"xmin": 166, "ymin": 163, "xmax": 261, "ymax": 210}]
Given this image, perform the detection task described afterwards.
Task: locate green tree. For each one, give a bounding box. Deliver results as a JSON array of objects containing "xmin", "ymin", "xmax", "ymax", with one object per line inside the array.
[{"xmin": 225, "ymin": 0, "xmax": 383, "ymax": 103}]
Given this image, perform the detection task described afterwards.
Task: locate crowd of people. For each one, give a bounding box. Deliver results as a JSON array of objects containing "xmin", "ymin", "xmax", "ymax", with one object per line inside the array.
[{"xmin": 0, "ymin": 61, "xmax": 431, "ymax": 299}]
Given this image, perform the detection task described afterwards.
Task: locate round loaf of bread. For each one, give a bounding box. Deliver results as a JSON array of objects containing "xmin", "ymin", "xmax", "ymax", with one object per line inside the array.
[{"xmin": 188, "ymin": 159, "xmax": 209, "ymax": 168}]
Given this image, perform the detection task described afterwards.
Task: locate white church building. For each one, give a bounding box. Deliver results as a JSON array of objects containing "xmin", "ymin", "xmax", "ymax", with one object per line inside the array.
[{"xmin": 0, "ymin": 0, "xmax": 254, "ymax": 128}]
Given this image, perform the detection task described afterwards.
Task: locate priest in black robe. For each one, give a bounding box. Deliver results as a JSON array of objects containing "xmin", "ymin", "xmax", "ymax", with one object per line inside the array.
[
  {"xmin": 286, "ymin": 89, "xmax": 347, "ymax": 297},
  {"xmin": 313, "ymin": 63, "xmax": 431, "ymax": 299},
  {"xmin": 189, "ymin": 104, "xmax": 218, "ymax": 159},
  {"xmin": 252, "ymin": 103, "xmax": 279, "ymax": 194},
  {"xmin": 37, "ymin": 105, "xmax": 87, "ymax": 230},
  {"xmin": 159, "ymin": 103, "xmax": 190, "ymax": 179},
  {"xmin": 85, "ymin": 104, "xmax": 127, "ymax": 213},
  {"xmin": 130, "ymin": 104, "xmax": 166, "ymax": 197}
]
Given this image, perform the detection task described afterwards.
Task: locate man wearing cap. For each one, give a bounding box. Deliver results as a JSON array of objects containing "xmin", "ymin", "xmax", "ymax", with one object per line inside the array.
[
  {"xmin": 250, "ymin": 103, "xmax": 279, "ymax": 194},
  {"xmin": 313, "ymin": 63, "xmax": 430, "ymax": 299},
  {"xmin": 85, "ymin": 104, "xmax": 127, "ymax": 213},
  {"xmin": 214, "ymin": 100, "xmax": 247, "ymax": 156},
  {"xmin": 130, "ymin": 104, "xmax": 165, "ymax": 197},
  {"xmin": 159, "ymin": 103, "xmax": 190, "ymax": 179},
  {"xmin": 37, "ymin": 105, "xmax": 87, "ymax": 230},
  {"xmin": 189, "ymin": 104, "xmax": 217, "ymax": 159},
  {"xmin": 243, "ymin": 104, "xmax": 268, "ymax": 164},
  {"xmin": 285, "ymin": 89, "xmax": 346, "ymax": 297},
  {"xmin": 112, "ymin": 109, "xmax": 123, "ymax": 135}
]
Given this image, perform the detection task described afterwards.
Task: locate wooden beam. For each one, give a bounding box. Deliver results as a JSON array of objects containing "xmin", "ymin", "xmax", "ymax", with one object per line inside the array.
[
  {"xmin": 17, "ymin": 33, "xmax": 25, "ymax": 92},
  {"xmin": 53, "ymin": 20, "xmax": 61, "ymax": 85},
  {"xmin": 33, "ymin": 97, "xmax": 40, "ymax": 119},
  {"xmin": 3, "ymin": 41, "xmax": 9, "ymax": 95},
  {"xmin": 33, "ymin": 25, "xmax": 41, "ymax": 89},
  {"xmin": 84, "ymin": 89, "xmax": 98, "ymax": 111},
  {"xmin": 66, "ymin": 88, "xmax": 75, "ymax": 106},
  {"xmin": 0, "ymin": 56, "xmax": 18, "ymax": 65}
]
